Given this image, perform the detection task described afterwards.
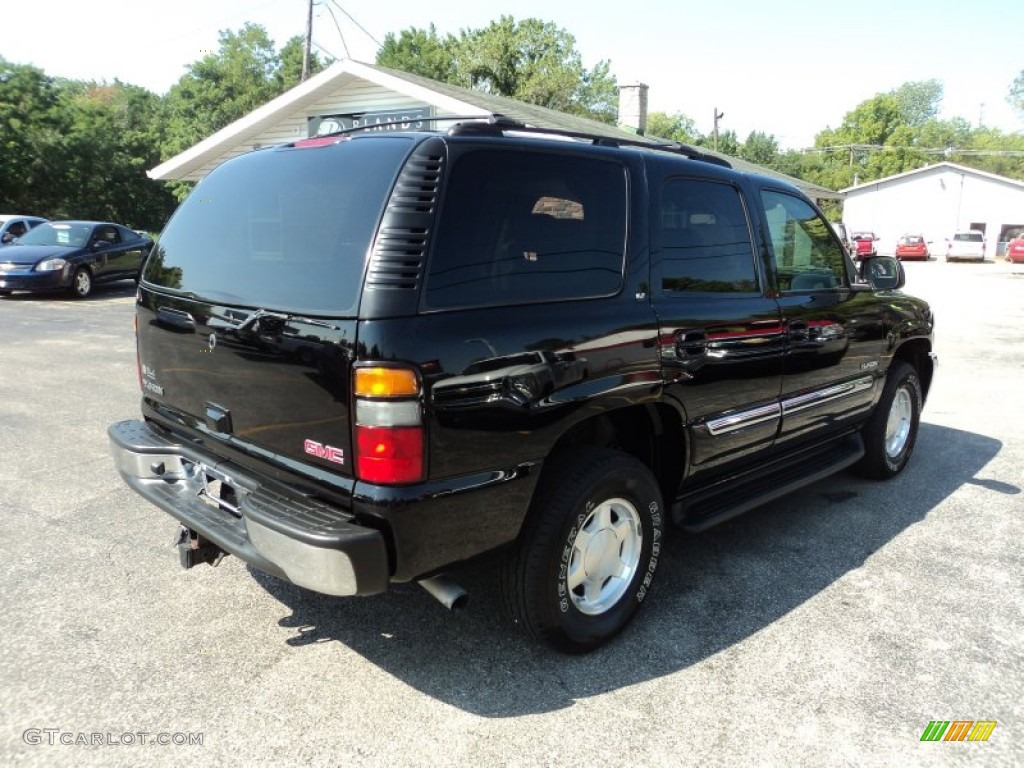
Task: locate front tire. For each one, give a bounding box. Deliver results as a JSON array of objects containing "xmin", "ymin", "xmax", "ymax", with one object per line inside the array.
[
  {"xmin": 70, "ymin": 267, "xmax": 92, "ymax": 298},
  {"xmin": 855, "ymin": 361, "xmax": 922, "ymax": 480},
  {"xmin": 501, "ymin": 447, "xmax": 665, "ymax": 653}
]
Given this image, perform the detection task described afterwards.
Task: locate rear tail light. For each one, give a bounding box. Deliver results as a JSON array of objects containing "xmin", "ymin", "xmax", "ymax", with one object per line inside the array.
[{"xmin": 353, "ymin": 366, "xmax": 424, "ymax": 484}]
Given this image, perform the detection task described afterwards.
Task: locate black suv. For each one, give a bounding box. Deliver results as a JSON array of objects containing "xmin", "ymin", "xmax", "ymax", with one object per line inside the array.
[{"xmin": 109, "ymin": 117, "xmax": 936, "ymax": 652}]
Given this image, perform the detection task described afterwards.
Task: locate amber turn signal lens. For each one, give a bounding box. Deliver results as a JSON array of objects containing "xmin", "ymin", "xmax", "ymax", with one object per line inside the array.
[{"xmin": 354, "ymin": 367, "xmax": 420, "ymax": 397}]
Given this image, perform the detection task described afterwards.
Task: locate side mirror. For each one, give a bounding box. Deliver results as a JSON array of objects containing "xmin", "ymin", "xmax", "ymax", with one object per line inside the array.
[
  {"xmin": 91, "ymin": 240, "xmax": 109, "ymax": 251},
  {"xmin": 1, "ymin": 232, "xmax": 14, "ymax": 244},
  {"xmin": 859, "ymin": 255, "xmax": 905, "ymax": 291}
]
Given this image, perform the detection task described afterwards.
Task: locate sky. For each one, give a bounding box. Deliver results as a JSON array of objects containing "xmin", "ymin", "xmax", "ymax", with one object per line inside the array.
[{"xmin": 3, "ymin": 0, "xmax": 1023, "ymax": 149}]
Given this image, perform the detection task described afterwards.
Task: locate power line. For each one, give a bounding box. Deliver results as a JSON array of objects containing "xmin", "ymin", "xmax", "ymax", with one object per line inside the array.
[
  {"xmin": 804, "ymin": 144, "xmax": 1024, "ymax": 158},
  {"xmin": 320, "ymin": 1, "xmax": 350, "ymax": 58},
  {"xmin": 324, "ymin": 0, "xmax": 382, "ymax": 49}
]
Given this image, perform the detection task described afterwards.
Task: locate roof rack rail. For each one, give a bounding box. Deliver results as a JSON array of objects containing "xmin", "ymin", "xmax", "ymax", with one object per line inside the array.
[
  {"xmin": 296, "ymin": 112, "xmax": 731, "ymax": 168},
  {"xmin": 446, "ymin": 119, "xmax": 731, "ymax": 168}
]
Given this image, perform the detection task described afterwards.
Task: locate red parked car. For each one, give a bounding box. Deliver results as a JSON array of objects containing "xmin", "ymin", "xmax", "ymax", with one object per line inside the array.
[
  {"xmin": 1007, "ymin": 237, "xmax": 1024, "ymax": 264},
  {"xmin": 852, "ymin": 231, "xmax": 879, "ymax": 259},
  {"xmin": 895, "ymin": 234, "xmax": 929, "ymax": 261}
]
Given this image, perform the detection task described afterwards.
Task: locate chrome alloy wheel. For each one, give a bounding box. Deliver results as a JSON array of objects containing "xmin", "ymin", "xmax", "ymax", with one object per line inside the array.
[
  {"xmin": 885, "ymin": 386, "xmax": 913, "ymax": 458},
  {"xmin": 73, "ymin": 269, "xmax": 91, "ymax": 296},
  {"xmin": 567, "ymin": 497, "xmax": 643, "ymax": 615}
]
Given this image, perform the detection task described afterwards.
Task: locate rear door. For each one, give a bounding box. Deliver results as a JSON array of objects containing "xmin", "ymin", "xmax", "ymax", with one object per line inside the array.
[
  {"xmin": 758, "ymin": 188, "xmax": 887, "ymax": 448},
  {"xmin": 650, "ymin": 174, "xmax": 784, "ymax": 473}
]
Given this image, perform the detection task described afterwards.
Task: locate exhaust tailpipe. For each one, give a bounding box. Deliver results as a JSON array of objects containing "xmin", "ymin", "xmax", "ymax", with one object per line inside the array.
[{"xmin": 418, "ymin": 575, "xmax": 469, "ymax": 611}]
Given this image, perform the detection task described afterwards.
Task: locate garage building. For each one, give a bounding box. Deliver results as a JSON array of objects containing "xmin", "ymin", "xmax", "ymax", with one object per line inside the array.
[{"xmin": 841, "ymin": 162, "xmax": 1024, "ymax": 257}]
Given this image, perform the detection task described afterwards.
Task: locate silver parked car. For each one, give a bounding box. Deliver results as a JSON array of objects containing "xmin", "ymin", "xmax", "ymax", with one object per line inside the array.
[{"xmin": 0, "ymin": 214, "xmax": 48, "ymax": 245}]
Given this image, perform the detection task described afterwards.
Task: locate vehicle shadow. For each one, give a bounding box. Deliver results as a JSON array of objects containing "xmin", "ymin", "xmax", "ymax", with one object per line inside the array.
[
  {"xmin": 250, "ymin": 423, "xmax": 1005, "ymax": 717},
  {"xmin": 0, "ymin": 281, "xmax": 136, "ymax": 302}
]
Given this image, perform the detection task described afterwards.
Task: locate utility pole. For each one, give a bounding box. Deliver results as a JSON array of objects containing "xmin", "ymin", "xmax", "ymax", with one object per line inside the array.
[
  {"xmin": 301, "ymin": 0, "xmax": 313, "ymax": 81},
  {"xmin": 713, "ymin": 108, "xmax": 724, "ymax": 151}
]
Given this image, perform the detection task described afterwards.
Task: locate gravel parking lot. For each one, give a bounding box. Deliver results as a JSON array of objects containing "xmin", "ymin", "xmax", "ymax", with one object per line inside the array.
[{"xmin": 1, "ymin": 260, "xmax": 1021, "ymax": 767}]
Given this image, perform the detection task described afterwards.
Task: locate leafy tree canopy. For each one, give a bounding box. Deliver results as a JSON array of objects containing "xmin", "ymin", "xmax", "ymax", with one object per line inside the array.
[
  {"xmin": 377, "ymin": 16, "xmax": 617, "ymax": 123},
  {"xmin": 1008, "ymin": 69, "xmax": 1024, "ymax": 116},
  {"xmin": 0, "ymin": 58, "xmax": 174, "ymax": 229},
  {"xmin": 164, "ymin": 24, "xmax": 327, "ymax": 159}
]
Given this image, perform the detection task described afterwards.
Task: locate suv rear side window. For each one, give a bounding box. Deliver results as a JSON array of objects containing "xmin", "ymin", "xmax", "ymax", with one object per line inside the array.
[
  {"xmin": 425, "ymin": 150, "xmax": 626, "ymax": 309},
  {"xmin": 761, "ymin": 189, "xmax": 848, "ymax": 292},
  {"xmin": 656, "ymin": 178, "xmax": 759, "ymax": 294},
  {"xmin": 143, "ymin": 136, "xmax": 413, "ymax": 315}
]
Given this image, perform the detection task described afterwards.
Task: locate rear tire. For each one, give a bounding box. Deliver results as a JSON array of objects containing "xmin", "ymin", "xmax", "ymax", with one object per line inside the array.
[
  {"xmin": 501, "ymin": 447, "xmax": 665, "ymax": 653},
  {"xmin": 855, "ymin": 361, "xmax": 922, "ymax": 480},
  {"xmin": 70, "ymin": 267, "xmax": 92, "ymax": 298}
]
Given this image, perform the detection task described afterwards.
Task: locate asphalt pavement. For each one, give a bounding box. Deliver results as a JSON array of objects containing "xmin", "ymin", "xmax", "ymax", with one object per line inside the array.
[{"xmin": 1, "ymin": 260, "xmax": 1021, "ymax": 767}]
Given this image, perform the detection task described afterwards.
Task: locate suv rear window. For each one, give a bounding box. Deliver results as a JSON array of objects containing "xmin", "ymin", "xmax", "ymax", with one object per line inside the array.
[
  {"xmin": 424, "ymin": 150, "xmax": 626, "ymax": 309},
  {"xmin": 954, "ymin": 232, "xmax": 983, "ymax": 242},
  {"xmin": 143, "ymin": 136, "xmax": 413, "ymax": 314}
]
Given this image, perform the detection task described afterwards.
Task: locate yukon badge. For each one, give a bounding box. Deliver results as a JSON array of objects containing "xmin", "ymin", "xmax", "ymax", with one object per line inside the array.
[{"xmin": 304, "ymin": 439, "xmax": 345, "ymax": 465}]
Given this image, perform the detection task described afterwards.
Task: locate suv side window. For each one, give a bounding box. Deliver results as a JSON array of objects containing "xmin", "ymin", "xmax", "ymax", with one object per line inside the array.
[
  {"xmin": 425, "ymin": 150, "xmax": 626, "ymax": 309},
  {"xmin": 760, "ymin": 189, "xmax": 847, "ymax": 291},
  {"xmin": 656, "ymin": 178, "xmax": 759, "ymax": 295}
]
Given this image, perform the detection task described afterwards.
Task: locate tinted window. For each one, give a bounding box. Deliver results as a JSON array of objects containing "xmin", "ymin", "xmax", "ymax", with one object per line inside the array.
[
  {"xmin": 954, "ymin": 232, "xmax": 983, "ymax": 243},
  {"xmin": 761, "ymin": 190, "xmax": 848, "ymax": 292},
  {"xmin": 143, "ymin": 136, "xmax": 412, "ymax": 314},
  {"xmin": 657, "ymin": 179, "xmax": 758, "ymax": 294},
  {"xmin": 93, "ymin": 225, "xmax": 121, "ymax": 245},
  {"xmin": 425, "ymin": 150, "xmax": 626, "ymax": 309}
]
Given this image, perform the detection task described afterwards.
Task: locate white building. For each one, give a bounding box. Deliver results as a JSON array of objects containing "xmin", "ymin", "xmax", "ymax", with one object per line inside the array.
[
  {"xmin": 841, "ymin": 162, "xmax": 1024, "ymax": 256},
  {"xmin": 150, "ymin": 59, "xmax": 837, "ymax": 201}
]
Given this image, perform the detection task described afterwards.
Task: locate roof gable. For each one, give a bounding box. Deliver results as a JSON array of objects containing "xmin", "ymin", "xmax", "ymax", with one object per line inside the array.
[
  {"xmin": 841, "ymin": 161, "xmax": 1024, "ymax": 194},
  {"xmin": 150, "ymin": 59, "xmax": 838, "ymax": 200}
]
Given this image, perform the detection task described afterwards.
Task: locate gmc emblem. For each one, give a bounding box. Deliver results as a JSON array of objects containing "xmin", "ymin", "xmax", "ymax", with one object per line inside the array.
[{"xmin": 303, "ymin": 439, "xmax": 345, "ymax": 465}]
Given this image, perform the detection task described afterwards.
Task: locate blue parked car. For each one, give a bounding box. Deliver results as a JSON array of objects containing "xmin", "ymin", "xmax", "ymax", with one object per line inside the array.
[{"xmin": 0, "ymin": 221, "xmax": 153, "ymax": 298}]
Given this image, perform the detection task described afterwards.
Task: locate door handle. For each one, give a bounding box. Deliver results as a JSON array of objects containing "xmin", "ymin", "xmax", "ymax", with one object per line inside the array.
[
  {"xmin": 787, "ymin": 320, "xmax": 809, "ymax": 342},
  {"xmin": 676, "ymin": 329, "xmax": 707, "ymax": 357}
]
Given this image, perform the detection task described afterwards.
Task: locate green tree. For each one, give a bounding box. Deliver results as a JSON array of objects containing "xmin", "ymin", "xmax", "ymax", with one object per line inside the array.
[
  {"xmin": 278, "ymin": 35, "xmax": 329, "ymax": 91},
  {"xmin": 1008, "ymin": 69, "xmax": 1024, "ymax": 116},
  {"xmin": 0, "ymin": 59, "xmax": 174, "ymax": 229},
  {"xmin": 164, "ymin": 24, "xmax": 325, "ymax": 159},
  {"xmin": 164, "ymin": 24, "xmax": 279, "ymax": 158},
  {"xmin": 163, "ymin": 24, "xmax": 326, "ymax": 200},
  {"xmin": 56, "ymin": 82, "xmax": 175, "ymax": 228},
  {"xmin": 892, "ymin": 80, "xmax": 943, "ymax": 126},
  {"xmin": 376, "ymin": 16, "xmax": 618, "ymax": 123},
  {"xmin": 0, "ymin": 59, "xmax": 65, "ymax": 213},
  {"xmin": 377, "ymin": 25, "xmax": 459, "ymax": 83},
  {"xmin": 739, "ymin": 131, "xmax": 779, "ymax": 165},
  {"xmin": 645, "ymin": 111, "xmax": 701, "ymax": 143}
]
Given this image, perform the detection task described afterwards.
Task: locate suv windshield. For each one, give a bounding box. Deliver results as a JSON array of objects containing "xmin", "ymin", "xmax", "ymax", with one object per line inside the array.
[{"xmin": 143, "ymin": 136, "xmax": 413, "ymax": 314}]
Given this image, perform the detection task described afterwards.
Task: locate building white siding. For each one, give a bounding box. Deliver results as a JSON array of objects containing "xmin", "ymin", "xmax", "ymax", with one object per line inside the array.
[
  {"xmin": 185, "ymin": 84, "xmax": 439, "ymax": 180},
  {"xmin": 842, "ymin": 164, "xmax": 1024, "ymax": 255}
]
